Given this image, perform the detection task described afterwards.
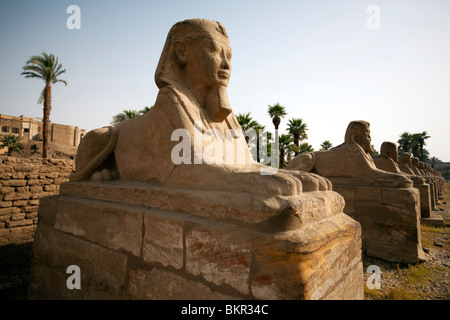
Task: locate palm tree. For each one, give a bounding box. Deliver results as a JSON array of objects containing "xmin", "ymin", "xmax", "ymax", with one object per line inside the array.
[
  {"xmin": 430, "ymin": 156, "xmax": 442, "ymax": 169},
  {"xmin": 1, "ymin": 135, "xmax": 23, "ymax": 156},
  {"xmin": 267, "ymin": 103, "xmax": 287, "ymax": 131},
  {"xmin": 299, "ymin": 142, "xmax": 314, "ymax": 154},
  {"xmin": 278, "ymin": 134, "xmax": 294, "ymax": 168},
  {"xmin": 237, "ymin": 112, "xmax": 258, "ymax": 132},
  {"xmin": 111, "ymin": 109, "xmax": 139, "ymax": 124},
  {"xmin": 139, "ymin": 106, "xmax": 153, "ymax": 115},
  {"xmin": 371, "ymin": 144, "xmax": 379, "ymax": 157},
  {"xmin": 287, "ymin": 118, "xmax": 308, "ymax": 155},
  {"xmin": 21, "ymin": 52, "xmax": 67, "ymax": 158},
  {"xmin": 398, "ymin": 132, "xmax": 412, "ymax": 153},
  {"xmin": 236, "ymin": 112, "xmax": 259, "ymax": 144},
  {"xmin": 414, "ymin": 131, "xmax": 430, "ymax": 161},
  {"xmin": 320, "ymin": 140, "xmax": 333, "ymax": 151}
]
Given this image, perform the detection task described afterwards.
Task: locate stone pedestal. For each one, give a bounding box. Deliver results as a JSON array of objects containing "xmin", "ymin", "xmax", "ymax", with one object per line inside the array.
[
  {"xmin": 329, "ymin": 178, "xmax": 426, "ymax": 264},
  {"xmin": 416, "ymin": 183, "xmax": 432, "ymax": 219},
  {"xmin": 28, "ymin": 181, "xmax": 364, "ymax": 300}
]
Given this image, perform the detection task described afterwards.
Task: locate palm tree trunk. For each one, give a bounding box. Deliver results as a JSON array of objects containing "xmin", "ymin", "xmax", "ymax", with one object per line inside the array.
[
  {"xmin": 420, "ymin": 142, "xmax": 424, "ymax": 161},
  {"xmin": 294, "ymin": 135, "xmax": 299, "ymax": 156},
  {"xmin": 256, "ymin": 134, "xmax": 260, "ymax": 163},
  {"xmin": 273, "ymin": 116, "xmax": 280, "ymax": 130},
  {"xmin": 43, "ymin": 83, "xmax": 51, "ymax": 158},
  {"xmin": 279, "ymin": 149, "xmax": 285, "ymax": 168}
]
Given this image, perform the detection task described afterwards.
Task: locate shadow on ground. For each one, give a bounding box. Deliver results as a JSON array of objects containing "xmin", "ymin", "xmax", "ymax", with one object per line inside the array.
[{"xmin": 0, "ymin": 242, "xmax": 32, "ymax": 300}]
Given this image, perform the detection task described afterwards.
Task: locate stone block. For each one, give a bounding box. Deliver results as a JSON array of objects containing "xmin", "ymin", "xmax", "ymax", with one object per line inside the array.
[
  {"xmin": 1, "ymin": 187, "xmax": 15, "ymax": 194},
  {"xmin": 30, "ymin": 186, "xmax": 43, "ymax": 193},
  {"xmin": 11, "ymin": 212, "xmax": 26, "ymax": 220},
  {"xmin": 28, "ymin": 259, "xmax": 88, "ymax": 300},
  {"xmin": 32, "ymin": 223, "xmax": 93, "ymax": 283},
  {"xmin": 31, "ymin": 191, "xmax": 54, "ymax": 199},
  {"xmin": 44, "ymin": 172, "xmax": 60, "ymax": 179},
  {"xmin": 11, "ymin": 172, "xmax": 25, "ymax": 179},
  {"xmin": 54, "ymin": 178, "xmax": 68, "ymax": 185},
  {"xmin": 6, "ymin": 219, "xmax": 33, "ymax": 228},
  {"xmin": 382, "ymin": 188, "xmax": 419, "ymax": 208},
  {"xmin": 2, "ymin": 179, "xmax": 27, "ymax": 187},
  {"xmin": 16, "ymin": 186, "xmax": 30, "ymax": 193},
  {"xmin": 26, "ymin": 211, "xmax": 39, "ymax": 219},
  {"xmin": 8, "ymin": 225, "xmax": 36, "ymax": 244},
  {"xmin": 23, "ymin": 206, "xmax": 39, "ymax": 213},
  {"xmin": 0, "ymin": 207, "xmax": 20, "ymax": 216},
  {"xmin": 30, "ymin": 180, "xmax": 365, "ymax": 300},
  {"xmin": 27, "ymin": 178, "xmax": 52, "ymax": 186},
  {"xmin": 54, "ymin": 198, "xmax": 142, "ymax": 256},
  {"xmin": 355, "ymin": 186, "xmax": 382, "ymax": 202},
  {"xmin": 89, "ymin": 244, "xmax": 128, "ymax": 299},
  {"xmin": 251, "ymin": 214, "xmax": 363, "ymax": 300},
  {"xmin": 28, "ymin": 199, "xmax": 40, "ymax": 206},
  {"xmin": 143, "ymin": 209, "xmax": 186, "ymax": 269},
  {"xmin": 417, "ymin": 184, "xmax": 431, "ymax": 219},
  {"xmin": 44, "ymin": 184, "xmax": 57, "ymax": 192},
  {"xmin": 128, "ymin": 268, "xmax": 238, "ymax": 300},
  {"xmin": 37, "ymin": 196, "xmax": 59, "ymax": 226},
  {"xmin": 185, "ymin": 219, "xmax": 252, "ymax": 295},
  {"xmin": 13, "ymin": 200, "xmax": 28, "ymax": 207},
  {"xmin": 0, "ymin": 200, "xmax": 12, "ymax": 208},
  {"xmin": 4, "ymin": 192, "xmax": 31, "ymax": 201}
]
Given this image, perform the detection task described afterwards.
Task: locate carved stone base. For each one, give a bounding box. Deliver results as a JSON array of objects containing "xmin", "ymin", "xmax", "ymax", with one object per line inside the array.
[
  {"xmin": 416, "ymin": 184, "xmax": 432, "ymax": 219},
  {"xmin": 28, "ymin": 181, "xmax": 364, "ymax": 300},
  {"xmin": 329, "ymin": 179, "xmax": 426, "ymax": 264}
]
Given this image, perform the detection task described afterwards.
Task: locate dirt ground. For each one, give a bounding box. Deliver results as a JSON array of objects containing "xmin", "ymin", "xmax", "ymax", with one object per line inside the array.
[{"xmin": 7, "ymin": 140, "xmax": 78, "ymax": 161}]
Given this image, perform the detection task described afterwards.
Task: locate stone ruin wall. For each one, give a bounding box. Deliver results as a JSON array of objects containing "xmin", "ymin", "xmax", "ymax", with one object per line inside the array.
[{"xmin": 0, "ymin": 156, "xmax": 74, "ymax": 246}]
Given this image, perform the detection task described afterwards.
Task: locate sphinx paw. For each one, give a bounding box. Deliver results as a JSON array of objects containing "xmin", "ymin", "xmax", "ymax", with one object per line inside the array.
[{"xmin": 90, "ymin": 169, "xmax": 119, "ymax": 182}]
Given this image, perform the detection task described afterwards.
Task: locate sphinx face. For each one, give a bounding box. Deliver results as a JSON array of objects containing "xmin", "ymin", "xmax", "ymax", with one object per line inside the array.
[
  {"xmin": 387, "ymin": 147, "xmax": 399, "ymax": 163},
  {"xmin": 184, "ymin": 34, "xmax": 232, "ymax": 89},
  {"xmin": 355, "ymin": 126, "xmax": 373, "ymax": 154},
  {"xmin": 399, "ymin": 154, "xmax": 411, "ymax": 165}
]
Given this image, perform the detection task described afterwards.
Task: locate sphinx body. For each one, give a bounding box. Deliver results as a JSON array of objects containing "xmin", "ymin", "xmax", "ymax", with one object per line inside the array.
[{"xmin": 70, "ymin": 19, "xmax": 330, "ymax": 195}]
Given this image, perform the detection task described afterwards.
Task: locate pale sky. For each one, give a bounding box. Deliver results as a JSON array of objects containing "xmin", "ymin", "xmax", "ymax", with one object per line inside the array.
[{"xmin": 1, "ymin": 0, "xmax": 449, "ymax": 161}]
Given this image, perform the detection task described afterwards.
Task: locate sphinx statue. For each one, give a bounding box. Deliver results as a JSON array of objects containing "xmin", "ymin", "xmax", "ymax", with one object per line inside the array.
[
  {"xmin": 374, "ymin": 142, "xmax": 432, "ymax": 218},
  {"xmin": 373, "ymin": 142, "xmax": 402, "ymax": 173},
  {"xmin": 398, "ymin": 152, "xmax": 416, "ymax": 175},
  {"xmin": 69, "ymin": 19, "xmax": 330, "ymax": 195},
  {"xmin": 286, "ymin": 120, "xmax": 412, "ymax": 188},
  {"xmin": 286, "ymin": 121, "xmax": 425, "ymax": 263},
  {"xmin": 29, "ymin": 19, "xmax": 364, "ymax": 300}
]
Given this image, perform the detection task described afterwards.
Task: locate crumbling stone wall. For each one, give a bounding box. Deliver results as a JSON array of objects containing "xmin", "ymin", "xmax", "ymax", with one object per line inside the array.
[{"xmin": 0, "ymin": 156, "xmax": 74, "ymax": 245}]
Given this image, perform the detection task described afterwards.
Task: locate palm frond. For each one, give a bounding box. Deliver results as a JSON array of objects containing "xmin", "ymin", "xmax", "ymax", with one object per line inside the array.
[
  {"xmin": 20, "ymin": 71, "xmax": 44, "ymax": 79},
  {"xmin": 37, "ymin": 87, "xmax": 46, "ymax": 104}
]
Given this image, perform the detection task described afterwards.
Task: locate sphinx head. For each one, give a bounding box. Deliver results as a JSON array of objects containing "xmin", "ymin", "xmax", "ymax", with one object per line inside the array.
[
  {"xmin": 399, "ymin": 152, "xmax": 412, "ymax": 165},
  {"xmin": 411, "ymin": 157, "xmax": 420, "ymax": 168},
  {"xmin": 155, "ymin": 19, "xmax": 232, "ymax": 122},
  {"xmin": 344, "ymin": 120, "xmax": 373, "ymax": 154},
  {"xmin": 380, "ymin": 142, "xmax": 399, "ymax": 163}
]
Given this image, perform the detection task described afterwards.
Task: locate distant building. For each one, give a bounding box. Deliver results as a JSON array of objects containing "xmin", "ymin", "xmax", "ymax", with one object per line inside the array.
[{"xmin": 0, "ymin": 114, "xmax": 86, "ymax": 148}]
